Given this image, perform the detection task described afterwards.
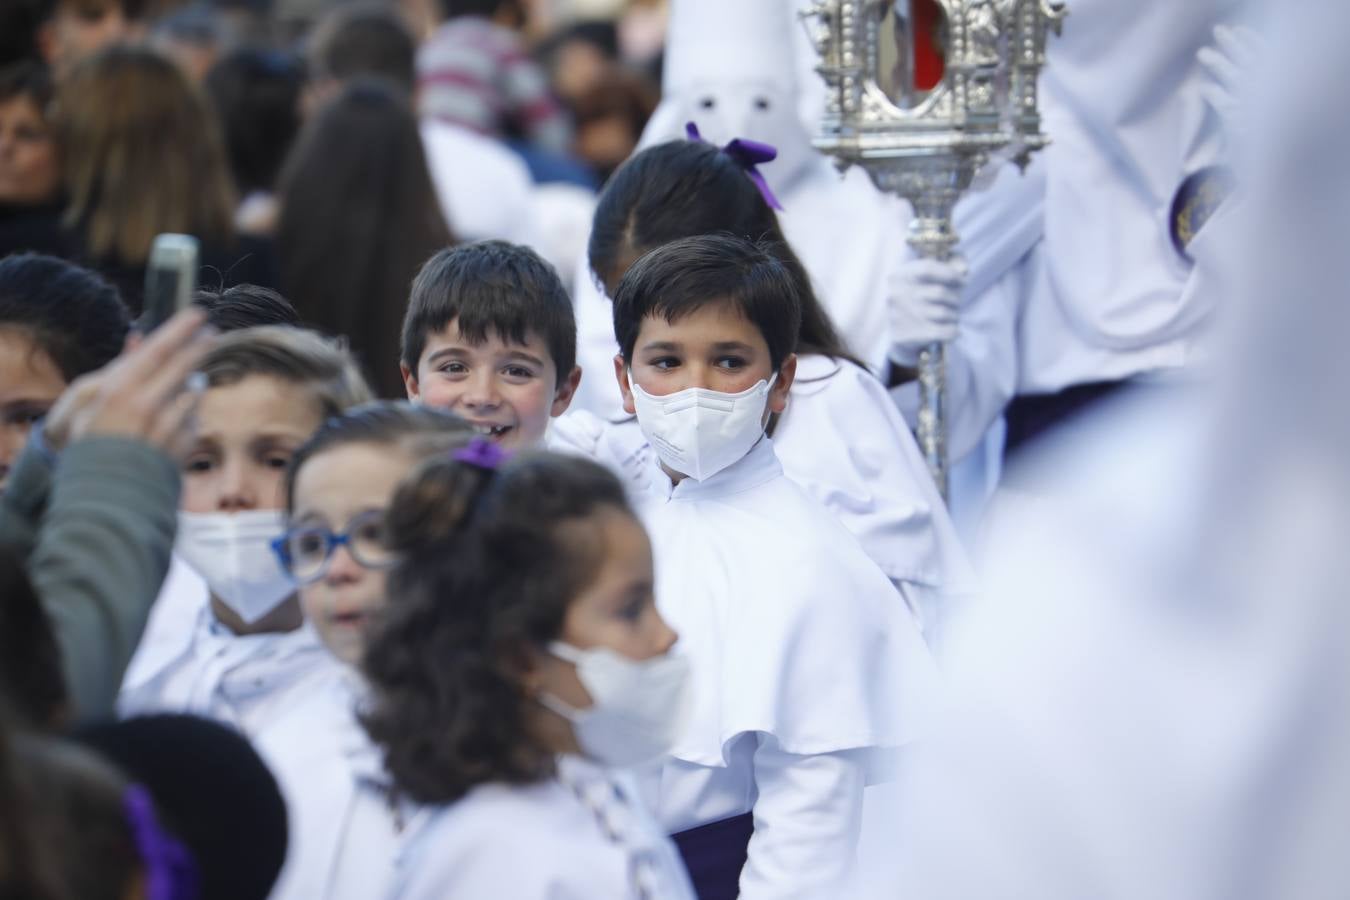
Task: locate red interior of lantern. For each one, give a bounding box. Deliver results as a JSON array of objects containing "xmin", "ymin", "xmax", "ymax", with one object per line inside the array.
[{"xmin": 910, "ymin": 0, "xmax": 946, "ymax": 91}]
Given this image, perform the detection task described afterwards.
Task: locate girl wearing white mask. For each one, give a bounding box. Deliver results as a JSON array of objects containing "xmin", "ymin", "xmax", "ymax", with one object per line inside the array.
[
  {"xmin": 118, "ymin": 326, "xmax": 373, "ymax": 736},
  {"xmin": 553, "ymin": 138, "xmax": 972, "ymax": 641},
  {"xmin": 254, "ymin": 403, "xmax": 476, "ymax": 900},
  {"xmin": 361, "ymin": 446, "xmax": 696, "ymax": 900}
]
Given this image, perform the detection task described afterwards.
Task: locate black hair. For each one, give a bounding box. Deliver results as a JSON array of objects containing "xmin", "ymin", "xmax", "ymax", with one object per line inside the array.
[
  {"xmin": 74, "ymin": 714, "xmax": 289, "ymax": 900},
  {"xmin": 308, "ymin": 4, "xmax": 416, "ymax": 94},
  {"xmin": 402, "ymin": 240, "xmax": 576, "ymax": 385},
  {"xmin": 362, "ymin": 449, "xmax": 631, "ymax": 804},
  {"xmin": 192, "ymin": 283, "xmax": 300, "ymax": 331},
  {"xmin": 0, "ymin": 253, "xmax": 129, "ymax": 382},
  {"xmin": 0, "ymin": 60, "xmax": 52, "ymax": 108},
  {"xmin": 613, "ymin": 233, "xmax": 802, "ymax": 372},
  {"xmin": 0, "ymin": 0, "xmax": 49, "ymax": 66},
  {"xmin": 589, "ymin": 139, "xmax": 861, "ymax": 368},
  {"xmin": 284, "ymin": 401, "xmax": 473, "ymax": 512},
  {"xmin": 0, "ymin": 548, "xmax": 67, "ymax": 730},
  {"xmin": 277, "ymin": 77, "xmax": 452, "ymax": 399},
  {"xmin": 203, "ymin": 47, "xmax": 304, "ymax": 196}
]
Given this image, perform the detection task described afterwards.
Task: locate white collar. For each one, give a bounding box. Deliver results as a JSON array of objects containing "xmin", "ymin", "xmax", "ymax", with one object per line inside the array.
[{"xmin": 648, "ymin": 434, "xmax": 782, "ymax": 502}]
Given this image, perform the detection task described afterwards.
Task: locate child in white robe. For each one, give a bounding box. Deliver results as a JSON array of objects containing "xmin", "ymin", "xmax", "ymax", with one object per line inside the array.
[
  {"xmin": 606, "ymin": 233, "xmax": 941, "ymax": 898},
  {"xmin": 553, "ymin": 138, "xmax": 972, "ymax": 637},
  {"xmin": 361, "ymin": 446, "xmax": 696, "ymax": 899},
  {"xmin": 254, "ymin": 403, "xmax": 477, "ymax": 900},
  {"xmin": 117, "ymin": 326, "xmax": 372, "ymax": 737}
]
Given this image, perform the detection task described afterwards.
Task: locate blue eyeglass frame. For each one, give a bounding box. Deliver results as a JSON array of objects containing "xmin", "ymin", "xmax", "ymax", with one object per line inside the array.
[{"xmin": 270, "ymin": 511, "xmax": 398, "ymax": 584}]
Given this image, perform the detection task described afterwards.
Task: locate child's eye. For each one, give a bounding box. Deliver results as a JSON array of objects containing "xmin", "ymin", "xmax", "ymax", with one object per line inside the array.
[
  {"xmin": 618, "ymin": 597, "xmax": 647, "ymax": 622},
  {"xmin": 263, "ymin": 454, "xmax": 292, "ymax": 470},
  {"xmin": 502, "ymin": 365, "xmax": 534, "ymax": 380},
  {"xmin": 716, "ymin": 356, "xmax": 747, "ymax": 370},
  {"xmin": 650, "ymin": 357, "xmax": 680, "ymax": 371},
  {"xmin": 439, "ymin": 362, "xmax": 468, "ymax": 375},
  {"xmin": 184, "ymin": 456, "xmax": 215, "ymax": 474}
]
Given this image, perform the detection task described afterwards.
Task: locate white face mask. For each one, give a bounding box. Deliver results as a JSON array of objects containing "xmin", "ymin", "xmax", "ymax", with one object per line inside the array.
[
  {"xmin": 629, "ymin": 373, "xmax": 774, "ymax": 482},
  {"xmin": 540, "ymin": 642, "xmax": 692, "ymax": 769},
  {"xmin": 175, "ymin": 510, "xmax": 295, "ymax": 625}
]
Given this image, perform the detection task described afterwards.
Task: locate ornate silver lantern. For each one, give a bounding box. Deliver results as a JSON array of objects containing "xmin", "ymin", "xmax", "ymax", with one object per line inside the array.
[{"xmin": 800, "ymin": 0, "xmax": 1064, "ymax": 497}]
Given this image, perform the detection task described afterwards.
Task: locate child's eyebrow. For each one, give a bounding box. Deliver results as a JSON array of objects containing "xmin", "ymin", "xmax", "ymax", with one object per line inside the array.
[
  {"xmin": 711, "ymin": 341, "xmax": 756, "ymax": 353},
  {"xmin": 501, "ymin": 350, "xmax": 547, "ymax": 368},
  {"xmin": 425, "ymin": 347, "xmax": 471, "ymax": 364},
  {"xmin": 639, "ymin": 340, "xmax": 681, "ymax": 353}
]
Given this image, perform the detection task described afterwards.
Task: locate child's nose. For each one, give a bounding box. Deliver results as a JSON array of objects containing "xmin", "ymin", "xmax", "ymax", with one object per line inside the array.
[{"xmin": 462, "ymin": 372, "xmax": 501, "ymax": 408}]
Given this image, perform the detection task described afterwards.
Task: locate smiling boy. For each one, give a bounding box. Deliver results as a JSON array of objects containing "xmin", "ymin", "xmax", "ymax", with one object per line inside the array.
[{"xmin": 400, "ymin": 241, "xmax": 581, "ymax": 449}]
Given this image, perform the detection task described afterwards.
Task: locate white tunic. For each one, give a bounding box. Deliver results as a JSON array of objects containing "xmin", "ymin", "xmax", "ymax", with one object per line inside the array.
[
  {"xmin": 1018, "ymin": 0, "xmax": 1245, "ymax": 395},
  {"xmin": 552, "ymin": 355, "xmax": 975, "ymax": 637},
  {"xmin": 256, "ymin": 668, "xmax": 403, "ymax": 900},
  {"xmin": 387, "ymin": 756, "xmax": 695, "ymax": 900},
  {"xmin": 630, "ymin": 437, "xmax": 941, "ymax": 897},
  {"xmin": 118, "ymin": 573, "xmax": 333, "ymax": 738}
]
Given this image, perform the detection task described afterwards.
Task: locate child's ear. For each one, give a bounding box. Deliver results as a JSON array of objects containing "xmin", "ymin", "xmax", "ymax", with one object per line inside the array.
[
  {"xmin": 401, "ymin": 362, "xmax": 421, "ymax": 402},
  {"xmin": 613, "ymin": 355, "xmax": 636, "ymax": 416},
  {"xmin": 550, "ymin": 366, "xmax": 582, "ymax": 417},
  {"xmin": 769, "ymin": 354, "xmax": 797, "ymax": 415}
]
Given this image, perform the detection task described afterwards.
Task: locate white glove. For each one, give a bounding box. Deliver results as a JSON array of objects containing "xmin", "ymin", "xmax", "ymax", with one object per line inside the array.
[
  {"xmin": 1197, "ymin": 24, "xmax": 1261, "ymax": 140},
  {"xmin": 886, "ymin": 256, "xmax": 968, "ymax": 366}
]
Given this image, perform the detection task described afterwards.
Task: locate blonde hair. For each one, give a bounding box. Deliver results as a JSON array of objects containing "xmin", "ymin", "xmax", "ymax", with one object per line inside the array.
[
  {"xmin": 199, "ymin": 326, "xmax": 375, "ymax": 418},
  {"xmin": 56, "ymin": 45, "xmax": 236, "ymax": 266}
]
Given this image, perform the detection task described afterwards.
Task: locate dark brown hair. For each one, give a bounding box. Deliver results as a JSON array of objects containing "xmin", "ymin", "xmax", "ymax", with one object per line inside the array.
[
  {"xmin": 276, "ymin": 77, "xmax": 452, "ymax": 398},
  {"xmin": 361, "ymin": 450, "xmax": 631, "ymax": 804}
]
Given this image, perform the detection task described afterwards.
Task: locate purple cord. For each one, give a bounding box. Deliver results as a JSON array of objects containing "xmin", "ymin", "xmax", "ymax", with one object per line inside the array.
[{"xmin": 685, "ymin": 121, "xmax": 785, "ymax": 211}]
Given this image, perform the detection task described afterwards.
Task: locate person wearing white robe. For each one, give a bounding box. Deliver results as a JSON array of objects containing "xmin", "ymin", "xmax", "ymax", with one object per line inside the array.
[
  {"xmin": 1004, "ymin": 0, "xmax": 1246, "ymax": 448},
  {"xmin": 609, "ymin": 233, "xmax": 941, "ymax": 897},
  {"xmin": 118, "ymin": 566, "xmax": 333, "ymax": 736},
  {"xmin": 556, "ymin": 136, "xmax": 973, "ymax": 639}
]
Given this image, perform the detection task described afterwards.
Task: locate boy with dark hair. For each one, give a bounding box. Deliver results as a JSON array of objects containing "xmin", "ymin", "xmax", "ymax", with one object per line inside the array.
[
  {"xmin": 193, "ymin": 284, "xmax": 300, "ymax": 332},
  {"xmin": 609, "ymin": 234, "xmax": 939, "ymax": 899},
  {"xmin": 401, "ymin": 240, "xmax": 580, "ymax": 449}
]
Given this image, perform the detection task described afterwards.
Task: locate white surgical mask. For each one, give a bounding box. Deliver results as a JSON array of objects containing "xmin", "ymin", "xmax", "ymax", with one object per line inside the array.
[
  {"xmin": 540, "ymin": 642, "xmax": 692, "ymax": 768},
  {"xmin": 175, "ymin": 510, "xmax": 295, "ymax": 624},
  {"xmin": 628, "ymin": 374, "xmax": 774, "ymax": 482}
]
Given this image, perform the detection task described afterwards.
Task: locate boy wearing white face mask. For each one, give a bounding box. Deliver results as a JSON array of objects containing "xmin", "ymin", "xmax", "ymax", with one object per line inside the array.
[
  {"xmin": 118, "ymin": 326, "xmax": 373, "ymax": 737},
  {"xmin": 610, "ymin": 235, "xmax": 941, "ymax": 899},
  {"xmin": 362, "ymin": 447, "xmax": 695, "ymax": 899}
]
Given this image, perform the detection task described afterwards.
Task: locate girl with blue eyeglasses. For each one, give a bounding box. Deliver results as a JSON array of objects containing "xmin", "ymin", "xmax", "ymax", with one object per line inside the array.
[{"xmin": 255, "ymin": 402, "xmax": 475, "ymax": 900}]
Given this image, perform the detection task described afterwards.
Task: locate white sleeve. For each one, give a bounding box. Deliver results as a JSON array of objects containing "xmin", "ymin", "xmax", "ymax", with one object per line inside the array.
[{"xmin": 739, "ymin": 737, "xmax": 868, "ymax": 899}]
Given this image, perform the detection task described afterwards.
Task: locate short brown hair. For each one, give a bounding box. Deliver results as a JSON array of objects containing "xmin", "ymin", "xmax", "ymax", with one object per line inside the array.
[{"xmin": 199, "ymin": 325, "xmax": 374, "ymax": 419}]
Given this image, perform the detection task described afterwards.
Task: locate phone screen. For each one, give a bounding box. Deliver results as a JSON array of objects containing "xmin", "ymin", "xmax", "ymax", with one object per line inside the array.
[{"xmin": 142, "ymin": 234, "xmax": 200, "ymax": 331}]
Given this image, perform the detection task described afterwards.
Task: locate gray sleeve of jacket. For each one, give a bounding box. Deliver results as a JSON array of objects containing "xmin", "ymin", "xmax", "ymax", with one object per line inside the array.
[
  {"xmin": 25, "ymin": 436, "xmax": 181, "ymax": 722},
  {"xmin": 0, "ymin": 437, "xmax": 55, "ymax": 560}
]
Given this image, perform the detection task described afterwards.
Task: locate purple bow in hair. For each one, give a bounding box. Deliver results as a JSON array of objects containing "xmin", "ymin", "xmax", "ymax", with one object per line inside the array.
[
  {"xmin": 123, "ymin": 785, "xmax": 200, "ymax": 900},
  {"xmin": 453, "ymin": 436, "xmax": 510, "ymax": 471},
  {"xmin": 685, "ymin": 122, "xmax": 785, "ymax": 211}
]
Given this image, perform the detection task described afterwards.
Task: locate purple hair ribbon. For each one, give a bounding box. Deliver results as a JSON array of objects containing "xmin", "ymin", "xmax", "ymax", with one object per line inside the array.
[
  {"xmin": 685, "ymin": 121, "xmax": 785, "ymax": 211},
  {"xmin": 123, "ymin": 784, "xmax": 200, "ymax": 900},
  {"xmin": 453, "ymin": 436, "xmax": 510, "ymax": 471}
]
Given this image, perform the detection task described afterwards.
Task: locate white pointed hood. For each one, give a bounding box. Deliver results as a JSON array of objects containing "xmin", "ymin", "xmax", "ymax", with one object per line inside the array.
[{"xmin": 640, "ymin": 0, "xmax": 817, "ymax": 192}]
